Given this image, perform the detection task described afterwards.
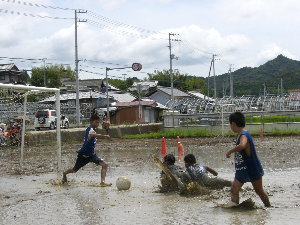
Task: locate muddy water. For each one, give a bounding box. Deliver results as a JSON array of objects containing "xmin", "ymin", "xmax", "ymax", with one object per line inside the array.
[{"xmin": 0, "ymin": 136, "xmax": 300, "ymax": 225}]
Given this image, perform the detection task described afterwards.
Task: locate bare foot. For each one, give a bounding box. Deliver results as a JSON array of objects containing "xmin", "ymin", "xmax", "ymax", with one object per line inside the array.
[
  {"xmin": 62, "ymin": 174, "xmax": 67, "ymax": 184},
  {"xmin": 100, "ymin": 182, "xmax": 112, "ymax": 187}
]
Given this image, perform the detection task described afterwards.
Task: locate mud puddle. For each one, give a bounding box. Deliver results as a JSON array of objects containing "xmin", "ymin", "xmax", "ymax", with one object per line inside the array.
[{"xmin": 0, "ymin": 136, "xmax": 299, "ymax": 225}]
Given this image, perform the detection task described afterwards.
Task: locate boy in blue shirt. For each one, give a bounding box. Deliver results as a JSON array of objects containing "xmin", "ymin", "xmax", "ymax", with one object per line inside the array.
[
  {"xmin": 226, "ymin": 112, "xmax": 271, "ymax": 207},
  {"xmin": 62, "ymin": 114, "xmax": 111, "ymax": 186}
]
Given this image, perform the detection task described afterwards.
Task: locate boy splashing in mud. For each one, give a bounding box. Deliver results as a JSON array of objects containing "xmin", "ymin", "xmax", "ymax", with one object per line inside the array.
[
  {"xmin": 62, "ymin": 114, "xmax": 112, "ymax": 187},
  {"xmin": 226, "ymin": 112, "xmax": 271, "ymax": 207}
]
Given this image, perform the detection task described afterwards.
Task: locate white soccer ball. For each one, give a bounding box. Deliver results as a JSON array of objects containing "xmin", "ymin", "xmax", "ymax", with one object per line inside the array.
[{"xmin": 116, "ymin": 176, "xmax": 131, "ymax": 191}]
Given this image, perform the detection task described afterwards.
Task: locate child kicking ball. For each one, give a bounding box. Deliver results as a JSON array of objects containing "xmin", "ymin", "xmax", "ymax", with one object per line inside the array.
[{"xmin": 62, "ymin": 114, "xmax": 112, "ymax": 187}]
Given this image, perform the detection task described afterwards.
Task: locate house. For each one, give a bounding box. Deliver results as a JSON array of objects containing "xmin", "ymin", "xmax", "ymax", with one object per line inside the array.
[
  {"xmin": 128, "ymin": 80, "xmax": 158, "ymax": 95},
  {"xmin": 61, "ymin": 78, "xmax": 119, "ymax": 92},
  {"xmin": 148, "ymin": 86, "xmax": 190, "ymax": 109},
  {"xmin": 110, "ymin": 100, "xmax": 161, "ymax": 124},
  {"xmin": 0, "ymin": 63, "xmax": 27, "ymax": 84}
]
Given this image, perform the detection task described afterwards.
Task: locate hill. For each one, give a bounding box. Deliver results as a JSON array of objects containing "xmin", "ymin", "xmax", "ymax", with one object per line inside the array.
[{"xmin": 213, "ymin": 54, "xmax": 300, "ymax": 96}]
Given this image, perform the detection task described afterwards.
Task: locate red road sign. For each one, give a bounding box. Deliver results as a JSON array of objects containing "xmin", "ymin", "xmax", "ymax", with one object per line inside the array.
[{"xmin": 132, "ymin": 63, "xmax": 142, "ymax": 71}]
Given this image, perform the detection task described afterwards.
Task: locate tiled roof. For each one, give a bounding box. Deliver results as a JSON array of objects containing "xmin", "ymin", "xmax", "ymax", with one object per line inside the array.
[
  {"xmin": 115, "ymin": 101, "xmax": 156, "ymax": 107},
  {"xmin": 40, "ymin": 91, "xmax": 107, "ymax": 102},
  {"xmin": 109, "ymin": 92, "xmax": 136, "ymax": 102},
  {"xmin": 0, "ymin": 63, "xmax": 19, "ymax": 71},
  {"xmin": 157, "ymin": 86, "xmax": 189, "ymax": 97}
]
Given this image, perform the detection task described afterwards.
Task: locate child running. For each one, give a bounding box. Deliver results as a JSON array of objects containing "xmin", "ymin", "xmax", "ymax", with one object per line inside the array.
[
  {"xmin": 226, "ymin": 112, "xmax": 271, "ymax": 207},
  {"xmin": 62, "ymin": 114, "xmax": 112, "ymax": 186}
]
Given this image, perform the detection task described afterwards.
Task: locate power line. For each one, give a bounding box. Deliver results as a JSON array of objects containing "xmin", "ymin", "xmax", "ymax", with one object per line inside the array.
[
  {"xmin": 0, "ymin": 0, "xmax": 76, "ymax": 11},
  {"xmin": 0, "ymin": 8, "xmax": 73, "ymax": 19},
  {"xmin": 87, "ymin": 10, "xmax": 166, "ymax": 37}
]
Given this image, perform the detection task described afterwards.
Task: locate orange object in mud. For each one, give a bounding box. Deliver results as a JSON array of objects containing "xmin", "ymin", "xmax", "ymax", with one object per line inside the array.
[
  {"xmin": 260, "ymin": 128, "xmax": 264, "ymax": 139},
  {"xmin": 161, "ymin": 137, "xmax": 167, "ymax": 158},
  {"xmin": 177, "ymin": 136, "xmax": 184, "ymax": 161}
]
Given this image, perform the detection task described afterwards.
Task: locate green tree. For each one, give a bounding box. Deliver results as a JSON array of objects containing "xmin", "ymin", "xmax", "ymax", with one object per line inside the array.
[
  {"xmin": 108, "ymin": 77, "xmax": 140, "ymax": 92},
  {"xmin": 147, "ymin": 70, "xmax": 206, "ymax": 92},
  {"xmin": 30, "ymin": 64, "xmax": 74, "ymax": 88}
]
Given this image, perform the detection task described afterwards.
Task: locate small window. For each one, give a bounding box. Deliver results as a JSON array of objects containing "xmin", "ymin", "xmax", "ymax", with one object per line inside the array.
[{"xmin": 51, "ymin": 111, "xmax": 56, "ymax": 116}]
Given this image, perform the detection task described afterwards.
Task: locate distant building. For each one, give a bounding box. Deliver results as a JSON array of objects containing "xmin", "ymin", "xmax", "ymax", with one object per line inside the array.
[
  {"xmin": 110, "ymin": 100, "xmax": 161, "ymax": 124},
  {"xmin": 289, "ymin": 89, "xmax": 300, "ymax": 98},
  {"xmin": 147, "ymin": 86, "xmax": 190, "ymax": 109},
  {"xmin": 128, "ymin": 80, "xmax": 158, "ymax": 95},
  {"xmin": 0, "ymin": 63, "xmax": 27, "ymax": 84},
  {"xmin": 61, "ymin": 78, "xmax": 119, "ymax": 92}
]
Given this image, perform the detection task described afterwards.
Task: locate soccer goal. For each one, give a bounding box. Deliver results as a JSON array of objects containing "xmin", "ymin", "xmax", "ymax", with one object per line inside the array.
[{"xmin": 0, "ymin": 83, "xmax": 62, "ymax": 173}]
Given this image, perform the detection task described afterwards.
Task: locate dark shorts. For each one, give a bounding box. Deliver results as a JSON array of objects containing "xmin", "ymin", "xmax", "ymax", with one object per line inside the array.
[
  {"xmin": 73, "ymin": 154, "xmax": 104, "ymax": 172},
  {"xmin": 235, "ymin": 173, "xmax": 262, "ymax": 184}
]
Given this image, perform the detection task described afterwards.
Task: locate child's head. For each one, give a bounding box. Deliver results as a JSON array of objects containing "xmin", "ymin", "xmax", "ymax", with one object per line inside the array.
[
  {"xmin": 163, "ymin": 154, "xmax": 176, "ymax": 165},
  {"xmin": 184, "ymin": 154, "xmax": 196, "ymax": 168},
  {"xmin": 229, "ymin": 112, "xmax": 245, "ymax": 132},
  {"xmin": 90, "ymin": 114, "xmax": 100, "ymax": 128}
]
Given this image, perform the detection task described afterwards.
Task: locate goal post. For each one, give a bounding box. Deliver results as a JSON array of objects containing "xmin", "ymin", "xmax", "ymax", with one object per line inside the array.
[{"xmin": 0, "ymin": 83, "xmax": 62, "ymax": 173}]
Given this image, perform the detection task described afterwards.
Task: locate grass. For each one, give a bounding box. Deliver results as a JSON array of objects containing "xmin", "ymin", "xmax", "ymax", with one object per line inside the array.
[
  {"xmin": 123, "ymin": 127, "xmax": 300, "ymax": 139},
  {"xmin": 124, "ymin": 128, "xmax": 225, "ymax": 139},
  {"xmin": 246, "ymin": 115, "xmax": 300, "ymax": 123}
]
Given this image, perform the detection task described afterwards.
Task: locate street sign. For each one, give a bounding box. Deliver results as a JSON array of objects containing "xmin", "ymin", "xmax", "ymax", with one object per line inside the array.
[{"xmin": 132, "ymin": 63, "xmax": 142, "ymax": 71}]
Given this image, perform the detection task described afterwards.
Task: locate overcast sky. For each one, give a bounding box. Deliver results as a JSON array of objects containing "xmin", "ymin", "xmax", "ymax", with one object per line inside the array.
[{"xmin": 0, "ymin": 0, "xmax": 299, "ymax": 80}]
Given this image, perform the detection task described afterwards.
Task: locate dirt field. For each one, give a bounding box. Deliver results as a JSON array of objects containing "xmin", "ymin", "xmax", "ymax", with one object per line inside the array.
[{"xmin": 0, "ymin": 136, "xmax": 300, "ymax": 225}]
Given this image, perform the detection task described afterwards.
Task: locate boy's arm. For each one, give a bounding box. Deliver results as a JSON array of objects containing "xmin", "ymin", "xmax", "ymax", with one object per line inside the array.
[
  {"xmin": 90, "ymin": 133, "xmax": 110, "ymax": 138},
  {"xmin": 226, "ymin": 135, "xmax": 248, "ymax": 158},
  {"xmin": 206, "ymin": 166, "xmax": 218, "ymax": 176}
]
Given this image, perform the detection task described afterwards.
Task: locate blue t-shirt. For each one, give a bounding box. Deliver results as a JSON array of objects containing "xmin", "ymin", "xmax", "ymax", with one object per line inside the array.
[
  {"xmin": 186, "ymin": 163, "xmax": 208, "ymax": 182},
  {"xmin": 234, "ymin": 130, "xmax": 264, "ymax": 183},
  {"xmin": 76, "ymin": 125, "xmax": 97, "ymax": 156}
]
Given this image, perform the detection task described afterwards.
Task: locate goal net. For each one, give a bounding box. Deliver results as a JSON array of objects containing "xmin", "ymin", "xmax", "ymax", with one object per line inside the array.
[{"xmin": 0, "ymin": 83, "xmax": 62, "ymax": 173}]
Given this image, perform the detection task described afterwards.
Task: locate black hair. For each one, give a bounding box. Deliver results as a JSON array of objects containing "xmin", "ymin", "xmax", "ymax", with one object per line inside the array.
[
  {"xmin": 184, "ymin": 154, "xmax": 196, "ymax": 164},
  {"xmin": 90, "ymin": 114, "xmax": 100, "ymax": 122},
  {"xmin": 163, "ymin": 154, "xmax": 175, "ymax": 165},
  {"xmin": 229, "ymin": 112, "xmax": 245, "ymax": 127}
]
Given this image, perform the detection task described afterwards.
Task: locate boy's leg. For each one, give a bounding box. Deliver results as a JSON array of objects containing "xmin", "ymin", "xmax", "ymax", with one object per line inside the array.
[
  {"xmin": 62, "ymin": 168, "xmax": 76, "ymax": 183},
  {"xmin": 251, "ymin": 177, "xmax": 271, "ymax": 207},
  {"xmin": 62, "ymin": 154, "xmax": 88, "ymax": 183},
  {"xmin": 231, "ymin": 178, "xmax": 243, "ymax": 204},
  {"xmin": 99, "ymin": 161, "xmax": 112, "ymax": 186}
]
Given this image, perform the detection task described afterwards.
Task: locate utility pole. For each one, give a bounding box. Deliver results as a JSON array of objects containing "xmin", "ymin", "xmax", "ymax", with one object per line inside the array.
[
  {"xmin": 263, "ymin": 83, "xmax": 266, "ymax": 98},
  {"xmin": 74, "ymin": 9, "xmax": 87, "ymax": 127},
  {"xmin": 212, "ymin": 54, "xmax": 217, "ymax": 99},
  {"xmin": 207, "ymin": 59, "xmax": 213, "ymax": 98},
  {"xmin": 42, "ymin": 58, "xmax": 47, "ymax": 87},
  {"xmin": 168, "ymin": 32, "xmax": 180, "ymax": 126},
  {"xmin": 280, "ymin": 78, "xmax": 283, "ymax": 96},
  {"xmin": 229, "ymin": 64, "xmax": 234, "ymax": 98}
]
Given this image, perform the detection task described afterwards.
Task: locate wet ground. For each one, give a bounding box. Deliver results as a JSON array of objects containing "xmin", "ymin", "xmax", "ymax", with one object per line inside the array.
[{"xmin": 0, "ymin": 136, "xmax": 300, "ymax": 225}]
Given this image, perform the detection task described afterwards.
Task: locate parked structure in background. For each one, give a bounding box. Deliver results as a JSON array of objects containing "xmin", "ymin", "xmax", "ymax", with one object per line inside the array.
[
  {"xmin": 110, "ymin": 100, "xmax": 162, "ymax": 124},
  {"xmin": 0, "ymin": 64, "xmax": 28, "ymax": 84}
]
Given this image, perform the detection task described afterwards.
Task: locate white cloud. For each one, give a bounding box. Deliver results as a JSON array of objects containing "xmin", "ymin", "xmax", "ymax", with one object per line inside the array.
[{"xmin": 257, "ymin": 43, "xmax": 296, "ymax": 63}]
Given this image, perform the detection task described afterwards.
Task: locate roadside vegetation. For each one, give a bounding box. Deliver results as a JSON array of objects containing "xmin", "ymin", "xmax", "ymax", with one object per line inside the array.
[
  {"xmin": 123, "ymin": 127, "xmax": 300, "ymax": 139},
  {"xmin": 246, "ymin": 115, "xmax": 300, "ymax": 123}
]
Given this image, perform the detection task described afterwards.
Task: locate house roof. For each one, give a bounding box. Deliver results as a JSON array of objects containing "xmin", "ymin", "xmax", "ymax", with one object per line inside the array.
[
  {"xmin": 188, "ymin": 91, "xmax": 214, "ymax": 101},
  {"xmin": 109, "ymin": 92, "xmax": 136, "ymax": 102},
  {"xmin": 0, "ymin": 63, "xmax": 20, "ymax": 73},
  {"xmin": 40, "ymin": 91, "xmax": 107, "ymax": 103},
  {"xmin": 115, "ymin": 101, "xmax": 156, "ymax": 107},
  {"xmin": 61, "ymin": 78, "xmax": 119, "ymax": 91},
  {"xmin": 157, "ymin": 86, "xmax": 189, "ymax": 97}
]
